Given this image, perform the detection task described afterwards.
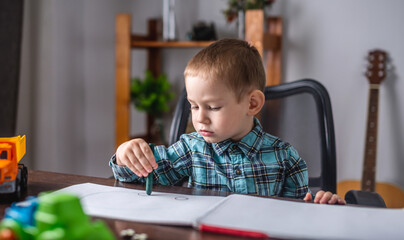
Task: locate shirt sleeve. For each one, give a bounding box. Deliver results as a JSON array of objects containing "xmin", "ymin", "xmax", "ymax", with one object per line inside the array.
[
  {"xmin": 108, "ymin": 135, "xmax": 194, "ymax": 185},
  {"xmin": 151, "ymin": 136, "xmax": 194, "ymax": 185},
  {"xmin": 280, "ymin": 145, "xmax": 310, "ymax": 199},
  {"xmin": 109, "ymin": 154, "xmax": 140, "ymax": 182}
]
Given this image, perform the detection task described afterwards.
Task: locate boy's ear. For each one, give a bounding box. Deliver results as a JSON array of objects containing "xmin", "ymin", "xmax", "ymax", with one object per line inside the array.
[{"xmin": 247, "ymin": 90, "xmax": 265, "ymax": 116}]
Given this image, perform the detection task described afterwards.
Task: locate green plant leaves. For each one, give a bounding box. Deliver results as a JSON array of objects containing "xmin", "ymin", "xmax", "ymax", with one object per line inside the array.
[{"xmin": 130, "ymin": 70, "xmax": 174, "ymax": 117}]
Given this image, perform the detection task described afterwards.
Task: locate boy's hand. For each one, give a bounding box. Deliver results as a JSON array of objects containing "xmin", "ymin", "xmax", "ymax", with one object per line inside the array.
[
  {"xmin": 304, "ymin": 191, "xmax": 346, "ymax": 205},
  {"xmin": 116, "ymin": 138, "xmax": 158, "ymax": 178}
]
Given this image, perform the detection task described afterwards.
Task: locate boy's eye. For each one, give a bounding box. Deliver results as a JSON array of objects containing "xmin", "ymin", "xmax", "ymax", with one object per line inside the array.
[{"xmin": 208, "ymin": 106, "xmax": 221, "ymax": 111}]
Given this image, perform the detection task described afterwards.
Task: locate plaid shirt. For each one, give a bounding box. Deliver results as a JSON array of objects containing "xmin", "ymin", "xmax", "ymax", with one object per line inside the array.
[{"xmin": 109, "ymin": 118, "xmax": 310, "ymax": 199}]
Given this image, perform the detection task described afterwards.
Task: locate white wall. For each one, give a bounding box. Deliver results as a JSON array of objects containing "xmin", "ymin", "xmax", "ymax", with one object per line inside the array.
[
  {"xmin": 17, "ymin": 0, "xmax": 233, "ymax": 178},
  {"xmin": 272, "ymin": 0, "xmax": 404, "ymax": 188},
  {"xmin": 17, "ymin": 0, "xmax": 404, "ymax": 190}
]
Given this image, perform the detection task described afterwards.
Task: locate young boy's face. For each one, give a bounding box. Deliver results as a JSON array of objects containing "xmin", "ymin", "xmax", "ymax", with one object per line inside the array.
[{"xmin": 185, "ymin": 76, "xmax": 254, "ymax": 143}]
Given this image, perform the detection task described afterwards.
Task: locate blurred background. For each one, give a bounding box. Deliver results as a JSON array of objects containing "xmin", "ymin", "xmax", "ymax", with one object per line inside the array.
[{"xmin": 9, "ymin": 0, "xmax": 404, "ymax": 196}]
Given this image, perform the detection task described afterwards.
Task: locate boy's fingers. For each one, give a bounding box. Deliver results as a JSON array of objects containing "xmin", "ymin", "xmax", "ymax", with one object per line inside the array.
[
  {"xmin": 313, "ymin": 190, "xmax": 324, "ymax": 203},
  {"xmin": 131, "ymin": 158, "xmax": 149, "ymax": 177},
  {"xmin": 126, "ymin": 159, "xmax": 141, "ymax": 177},
  {"xmin": 303, "ymin": 192, "xmax": 312, "ymax": 202},
  {"xmin": 115, "ymin": 138, "xmax": 157, "ymax": 178},
  {"xmin": 117, "ymin": 150, "xmax": 139, "ymax": 176},
  {"xmin": 307, "ymin": 190, "xmax": 346, "ymax": 205},
  {"xmin": 327, "ymin": 194, "xmax": 339, "ymax": 204},
  {"xmin": 338, "ymin": 198, "xmax": 347, "ymax": 205},
  {"xmin": 319, "ymin": 191, "xmax": 333, "ymax": 204},
  {"xmin": 130, "ymin": 167, "xmax": 143, "ymax": 178},
  {"xmin": 139, "ymin": 141, "xmax": 158, "ymax": 169},
  {"xmin": 123, "ymin": 150, "xmax": 138, "ymax": 169},
  {"xmin": 132, "ymin": 143, "xmax": 154, "ymax": 176},
  {"xmin": 125, "ymin": 154, "xmax": 143, "ymax": 177}
]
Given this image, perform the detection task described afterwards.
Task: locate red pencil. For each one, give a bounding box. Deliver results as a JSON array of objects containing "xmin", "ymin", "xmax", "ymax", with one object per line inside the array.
[{"xmin": 199, "ymin": 224, "xmax": 269, "ymax": 239}]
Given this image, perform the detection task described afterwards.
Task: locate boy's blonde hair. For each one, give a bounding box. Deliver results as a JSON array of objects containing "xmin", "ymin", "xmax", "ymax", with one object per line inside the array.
[{"xmin": 184, "ymin": 38, "xmax": 266, "ymax": 102}]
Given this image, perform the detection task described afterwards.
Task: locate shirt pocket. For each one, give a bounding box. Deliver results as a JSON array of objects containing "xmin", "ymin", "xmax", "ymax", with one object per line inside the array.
[{"xmin": 245, "ymin": 162, "xmax": 285, "ymax": 196}]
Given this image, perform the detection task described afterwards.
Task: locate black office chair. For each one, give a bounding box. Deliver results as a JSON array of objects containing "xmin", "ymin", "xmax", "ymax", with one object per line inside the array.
[{"xmin": 169, "ymin": 79, "xmax": 385, "ymax": 207}]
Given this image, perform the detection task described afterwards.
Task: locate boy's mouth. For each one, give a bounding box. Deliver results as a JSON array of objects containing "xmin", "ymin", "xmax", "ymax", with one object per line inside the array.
[{"xmin": 199, "ymin": 130, "xmax": 213, "ymax": 137}]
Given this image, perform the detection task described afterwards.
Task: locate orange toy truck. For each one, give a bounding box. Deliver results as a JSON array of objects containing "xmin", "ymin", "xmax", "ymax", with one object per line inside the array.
[{"xmin": 0, "ymin": 135, "xmax": 28, "ymax": 201}]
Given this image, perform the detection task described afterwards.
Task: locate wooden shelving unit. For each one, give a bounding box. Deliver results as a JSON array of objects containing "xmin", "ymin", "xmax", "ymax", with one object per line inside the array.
[
  {"xmin": 115, "ymin": 12, "xmax": 282, "ymax": 149},
  {"xmin": 115, "ymin": 14, "xmax": 214, "ymax": 148},
  {"xmin": 245, "ymin": 10, "xmax": 282, "ymax": 87}
]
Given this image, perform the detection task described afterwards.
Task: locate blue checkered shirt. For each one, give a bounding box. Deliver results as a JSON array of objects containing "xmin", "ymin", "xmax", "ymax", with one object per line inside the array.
[{"xmin": 109, "ymin": 118, "xmax": 310, "ymax": 199}]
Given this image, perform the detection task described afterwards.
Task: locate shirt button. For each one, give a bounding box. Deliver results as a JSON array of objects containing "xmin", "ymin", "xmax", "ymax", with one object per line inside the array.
[
  {"xmin": 236, "ymin": 169, "xmax": 241, "ymax": 175},
  {"xmin": 232, "ymin": 145, "xmax": 237, "ymax": 150}
]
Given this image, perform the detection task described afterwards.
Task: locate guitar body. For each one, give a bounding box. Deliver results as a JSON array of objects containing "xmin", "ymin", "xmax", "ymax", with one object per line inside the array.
[
  {"xmin": 337, "ymin": 50, "xmax": 404, "ymax": 208},
  {"xmin": 338, "ymin": 180, "xmax": 404, "ymax": 208}
]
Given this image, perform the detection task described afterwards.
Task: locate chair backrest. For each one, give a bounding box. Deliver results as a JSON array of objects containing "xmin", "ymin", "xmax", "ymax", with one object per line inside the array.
[{"xmin": 169, "ymin": 79, "xmax": 336, "ymax": 193}]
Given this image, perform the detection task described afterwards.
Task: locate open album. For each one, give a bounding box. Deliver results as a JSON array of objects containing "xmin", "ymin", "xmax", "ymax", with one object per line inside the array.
[{"xmin": 58, "ymin": 183, "xmax": 404, "ymax": 240}]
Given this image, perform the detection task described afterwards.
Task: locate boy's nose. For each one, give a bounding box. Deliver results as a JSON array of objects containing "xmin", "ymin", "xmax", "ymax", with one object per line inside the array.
[{"xmin": 196, "ymin": 109, "xmax": 209, "ymax": 124}]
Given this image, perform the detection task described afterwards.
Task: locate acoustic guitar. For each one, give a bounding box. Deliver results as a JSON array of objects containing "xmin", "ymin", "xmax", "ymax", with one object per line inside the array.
[{"xmin": 337, "ymin": 50, "xmax": 404, "ymax": 208}]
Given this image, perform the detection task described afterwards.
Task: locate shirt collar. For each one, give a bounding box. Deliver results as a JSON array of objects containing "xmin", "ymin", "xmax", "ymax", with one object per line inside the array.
[{"xmin": 211, "ymin": 117, "xmax": 264, "ymax": 160}]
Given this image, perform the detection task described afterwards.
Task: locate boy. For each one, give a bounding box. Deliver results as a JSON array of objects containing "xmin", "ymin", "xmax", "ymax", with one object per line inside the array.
[{"xmin": 110, "ymin": 38, "xmax": 345, "ymax": 204}]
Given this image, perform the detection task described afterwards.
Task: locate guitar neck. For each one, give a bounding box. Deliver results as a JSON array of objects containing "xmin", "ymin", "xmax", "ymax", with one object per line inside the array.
[{"xmin": 361, "ymin": 85, "xmax": 380, "ymax": 192}]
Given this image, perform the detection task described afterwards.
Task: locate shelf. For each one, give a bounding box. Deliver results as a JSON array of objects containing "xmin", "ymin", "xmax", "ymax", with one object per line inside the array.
[
  {"xmin": 131, "ymin": 41, "xmax": 214, "ymax": 48},
  {"xmin": 115, "ymin": 13, "xmax": 282, "ymax": 149}
]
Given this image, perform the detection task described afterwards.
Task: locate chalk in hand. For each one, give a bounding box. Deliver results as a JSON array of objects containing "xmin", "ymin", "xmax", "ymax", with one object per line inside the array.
[{"xmin": 146, "ymin": 173, "xmax": 153, "ymax": 195}]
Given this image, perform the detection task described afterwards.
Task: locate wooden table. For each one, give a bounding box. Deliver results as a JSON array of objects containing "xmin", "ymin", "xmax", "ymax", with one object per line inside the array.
[{"xmin": 1, "ymin": 170, "xmax": 275, "ymax": 240}]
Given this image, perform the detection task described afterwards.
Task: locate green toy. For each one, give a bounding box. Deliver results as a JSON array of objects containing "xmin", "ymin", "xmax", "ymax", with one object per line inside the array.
[{"xmin": 0, "ymin": 193, "xmax": 115, "ymax": 240}]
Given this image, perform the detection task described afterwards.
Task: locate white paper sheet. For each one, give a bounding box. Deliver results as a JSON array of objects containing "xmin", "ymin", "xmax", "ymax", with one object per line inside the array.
[
  {"xmin": 196, "ymin": 194, "xmax": 404, "ymax": 240},
  {"xmin": 56, "ymin": 183, "xmax": 404, "ymax": 239},
  {"xmin": 56, "ymin": 183, "xmax": 225, "ymax": 226}
]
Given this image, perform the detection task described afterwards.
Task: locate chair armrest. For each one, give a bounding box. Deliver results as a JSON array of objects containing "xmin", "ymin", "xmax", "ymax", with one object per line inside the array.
[{"xmin": 344, "ymin": 190, "xmax": 386, "ymax": 208}]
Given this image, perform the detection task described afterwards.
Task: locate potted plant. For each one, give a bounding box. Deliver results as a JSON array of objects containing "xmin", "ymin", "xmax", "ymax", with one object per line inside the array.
[
  {"xmin": 130, "ymin": 70, "xmax": 174, "ymax": 144},
  {"xmin": 223, "ymin": 0, "xmax": 274, "ymax": 39}
]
